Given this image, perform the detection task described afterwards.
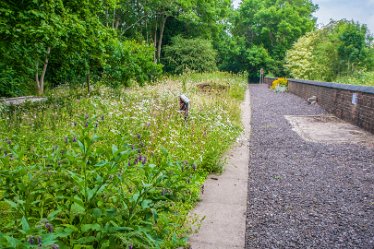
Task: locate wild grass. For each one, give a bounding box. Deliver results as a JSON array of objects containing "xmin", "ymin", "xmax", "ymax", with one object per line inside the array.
[
  {"xmin": 335, "ymin": 71, "xmax": 374, "ymax": 87},
  {"xmin": 0, "ymin": 72, "xmax": 246, "ymax": 248}
]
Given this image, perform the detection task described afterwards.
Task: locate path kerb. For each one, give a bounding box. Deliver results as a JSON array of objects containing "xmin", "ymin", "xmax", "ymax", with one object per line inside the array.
[{"xmin": 189, "ymin": 87, "xmax": 251, "ymax": 248}]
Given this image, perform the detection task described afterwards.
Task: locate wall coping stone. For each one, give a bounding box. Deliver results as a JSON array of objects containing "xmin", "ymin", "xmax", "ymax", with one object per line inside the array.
[
  {"xmin": 288, "ymin": 78, "xmax": 374, "ymax": 94},
  {"xmin": 265, "ymin": 77, "xmax": 374, "ymax": 94}
]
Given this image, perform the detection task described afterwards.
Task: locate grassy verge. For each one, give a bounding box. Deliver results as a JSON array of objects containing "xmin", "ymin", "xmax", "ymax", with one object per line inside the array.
[
  {"xmin": 335, "ymin": 71, "xmax": 374, "ymax": 87},
  {"xmin": 0, "ymin": 72, "xmax": 246, "ymax": 248}
]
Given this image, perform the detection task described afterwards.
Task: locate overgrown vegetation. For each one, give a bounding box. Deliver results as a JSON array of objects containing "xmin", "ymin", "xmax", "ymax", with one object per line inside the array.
[
  {"xmin": 336, "ymin": 71, "xmax": 374, "ymax": 87},
  {"xmin": 0, "ymin": 72, "xmax": 246, "ymax": 248}
]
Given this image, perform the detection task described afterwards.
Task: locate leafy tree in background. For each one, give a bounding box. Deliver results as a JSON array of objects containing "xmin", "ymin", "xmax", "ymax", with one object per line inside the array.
[
  {"xmin": 0, "ymin": 0, "xmax": 69, "ymax": 95},
  {"xmin": 0, "ymin": 0, "xmax": 165, "ymax": 96},
  {"xmin": 163, "ymin": 36, "xmax": 218, "ymax": 74},
  {"xmin": 234, "ymin": 0, "xmax": 317, "ymax": 79},
  {"xmin": 337, "ymin": 21, "xmax": 369, "ymax": 73},
  {"xmin": 285, "ymin": 20, "xmax": 374, "ymax": 82},
  {"xmin": 103, "ymin": 39, "xmax": 162, "ymax": 87}
]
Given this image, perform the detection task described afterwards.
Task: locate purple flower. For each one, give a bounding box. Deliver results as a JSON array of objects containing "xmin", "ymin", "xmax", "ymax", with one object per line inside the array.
[
  {"xmin": 51, "ymin": 244, "xmax": 60, "ymax": 249},
  {"xmin": 28, "ymin": 236, "xmax": 35, "ymax": 245},
  {"xmin": 45, "ymin": 222, "xmax": 54, "ymax": 233},
  {"xmin": 192, "ymin": 163, "xmax": 197, "ymax": 171},
  {"xmin": 37, "ymin": 236, "xmax": 42, "ymax": 246},
  {"xmin": 141, "ymin": 156, "xmax": 147, "ymax": 165},
  {"xmin": 72, "ymin": 137, "xmax": 77, "ymax": 142},
  {"xmin": 136, "ymin": 134, "xmax": 141, "ymax": 139},
  {"xmin": 85, "ymin": 122, "xmax": 89, "ymax": 127},
  {"xmin": 129, "ymin": 245, "xmax": 133, "ymax": 249}
]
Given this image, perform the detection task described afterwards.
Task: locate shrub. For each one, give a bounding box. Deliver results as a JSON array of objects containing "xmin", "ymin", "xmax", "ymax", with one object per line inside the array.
[
  {"xmin": 163, "ymin": 36, "xmax": 217, "ymax": 74},
  {"xmin": 103, "ymin": 39, "xmax": 162, "ymax": 87}
]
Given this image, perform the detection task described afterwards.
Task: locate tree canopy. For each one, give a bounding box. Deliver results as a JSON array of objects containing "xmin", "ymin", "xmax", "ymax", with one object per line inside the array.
[
  {"xmin": 285, "ymin": 20, "xmax": 374, "ymax": 82},
  {"xmin": 1, "ymin": 0, "xmax": 373, "ymax": 96}
]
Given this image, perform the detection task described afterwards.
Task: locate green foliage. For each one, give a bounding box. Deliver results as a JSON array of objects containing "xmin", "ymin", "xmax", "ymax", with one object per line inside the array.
[
  {"xmin": 103, "ymin": 39, "xmax": 162, "ymax": 87},
  {"xmin": 164, "ymin": 36, "xmax": 218, "ymax": 74},
  {"xmin": 233, "ymin": 0, "xmax": 317, "ymax": 75},
  {"xmin": 336, "ymin": 71, "xmax": 374, "ymax": 87},
  {"xmin": 0, "ymin": 0, "xmax": 164, "ymax": 96},
  {"xmin": 0, "ymin": 73, "xmax": 246, "ymax": 248},
  {"xmin": 285, "ymin": 20, "xmax": 374, "ymax": 83},
  {"xmin": 245, "ymin": 45, "xmax": 275, "ymax": 81}
]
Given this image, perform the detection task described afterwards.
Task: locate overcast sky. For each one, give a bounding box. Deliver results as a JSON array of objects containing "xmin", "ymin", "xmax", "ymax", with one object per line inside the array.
[{"xmin": 233, "ymin": 0, "xmax": 374, "ymax": 33}]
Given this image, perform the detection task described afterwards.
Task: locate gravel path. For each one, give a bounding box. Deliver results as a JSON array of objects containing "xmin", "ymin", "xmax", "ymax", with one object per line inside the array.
[{"xmin": 245, "ymin": 84, "xmax": 374, "ymax": 249}]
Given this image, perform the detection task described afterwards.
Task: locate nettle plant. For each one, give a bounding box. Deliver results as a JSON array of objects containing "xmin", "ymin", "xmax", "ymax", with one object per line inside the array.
[{"xmin": 0, "ymin": 115, "xmax": 201, "ymax": 248}]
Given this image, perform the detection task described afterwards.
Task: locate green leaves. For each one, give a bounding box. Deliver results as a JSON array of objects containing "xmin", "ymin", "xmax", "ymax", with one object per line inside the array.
[
  {"xmin": 20, "ymin": 216, "xmax": 30, "ymax": 233},
  {"xmin": 285, "ymin": 20, "xmax": 373, "ymax": 82},
  {"xmin": 164, "ymin": 36, "xmax": 218, "ymax": 74},
  {"xmin": 234, "ymin": 0, "xmax": 317, "ymax": 75},
  {"xmin": 0, "ymin": 72, "xmax": 245, "ymax": 248},
  {"xmin": 81, "ymin": 224, "xmax": 101, "ymax": 233}
]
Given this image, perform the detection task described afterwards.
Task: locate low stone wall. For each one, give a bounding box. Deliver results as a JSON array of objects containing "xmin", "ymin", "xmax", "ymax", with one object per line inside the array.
[
  {"xmin": 264, "ymin": 77, "xmax": 276, "ymax": 87},
  {"xmin": 264, "ymin": 77, "xmax": 374, "ymax": 134}
]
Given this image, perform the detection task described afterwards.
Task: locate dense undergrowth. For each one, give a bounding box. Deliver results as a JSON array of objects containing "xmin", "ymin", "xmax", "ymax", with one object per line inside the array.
[
  {"xmin": 336, "ymin": 71, "xmax": 374, "ymax": 87},
  {"xmin": 0, "ymin": 72, "xmax": 246, "ymax": 249}
]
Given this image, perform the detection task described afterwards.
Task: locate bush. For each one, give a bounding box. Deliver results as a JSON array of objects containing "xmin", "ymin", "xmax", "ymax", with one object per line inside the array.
[
  {"xmin": 163, "ymin": 36, "xmax": 218, "ymax": 74},
  {"xmin": 103, "ymin": 39, "xmax": 162, "ymax": 87}
]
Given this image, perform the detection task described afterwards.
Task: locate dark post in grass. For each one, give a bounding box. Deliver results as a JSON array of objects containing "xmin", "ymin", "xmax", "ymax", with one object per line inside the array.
[{"xmin": 179, "ymin": 94, "xmax": 190, "ymax": 120}]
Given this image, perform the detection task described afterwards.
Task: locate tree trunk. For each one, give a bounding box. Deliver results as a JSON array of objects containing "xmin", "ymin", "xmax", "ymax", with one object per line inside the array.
[
  {"xmin": 157, "ymin": 15, "xmax": 167, "ymax": 64},
  {"xmin": 36, "ymin": 61, "xmax": 40, "ymax": 90},
  {"xmin": 154, "ymin": 19, "xmax": 158, "ymax": 63},
  {"xmin": 86, "ymin": 70, "xmax": 91, "ymax": 94},
  {"xmin": 36, "ymin": 47, "xmax": 50, "ymax": 96},
  {"xmin": 112, "ymin": 8, "xmax": 116, "ymax": 29},
  {"xmin": 115, "ymin": 19, "xmax": 120, "ymax": 29}
]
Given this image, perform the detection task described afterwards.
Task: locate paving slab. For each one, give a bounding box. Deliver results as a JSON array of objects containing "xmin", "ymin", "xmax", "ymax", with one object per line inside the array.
[{"xmin": 189, "ymin": 87, "xmax": 251, "ymax": 249}]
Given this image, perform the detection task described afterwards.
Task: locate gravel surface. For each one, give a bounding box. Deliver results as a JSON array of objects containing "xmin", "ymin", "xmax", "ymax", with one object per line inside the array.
[{"xmin": 245, "ymin": 84, "xmax": 374, "ymax": 249}]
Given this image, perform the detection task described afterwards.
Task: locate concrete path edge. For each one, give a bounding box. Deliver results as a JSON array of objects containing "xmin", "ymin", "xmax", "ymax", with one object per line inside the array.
[{"xmin": 188, "ymin": 86, "xmax": 251, "ymax": 249}]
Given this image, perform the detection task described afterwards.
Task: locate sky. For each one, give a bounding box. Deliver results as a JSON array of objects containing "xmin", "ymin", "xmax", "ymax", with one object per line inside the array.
[{"xmin": 233, "ymin": 0, "xmax": 374, "ymax": 33}]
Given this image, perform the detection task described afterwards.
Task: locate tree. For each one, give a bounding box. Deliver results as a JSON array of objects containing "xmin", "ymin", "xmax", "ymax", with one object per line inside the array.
[
  {"xmin": 337, "ymin": 21, "xmax": 368, "ymax": 73},
  {"xmin": 163, "ymin": 36, "xmax": 217, "ymax": 74},
  {"xmin": 0, "ymin": 0, "xmax": 69, "ymax": 95},
  {"xmin": 285, "ymin": 20, "xmax": 374, "ymax": 82},
  {"xmin": 234, "ymin": 0, "xmax": 317, "ymax": 75}
]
